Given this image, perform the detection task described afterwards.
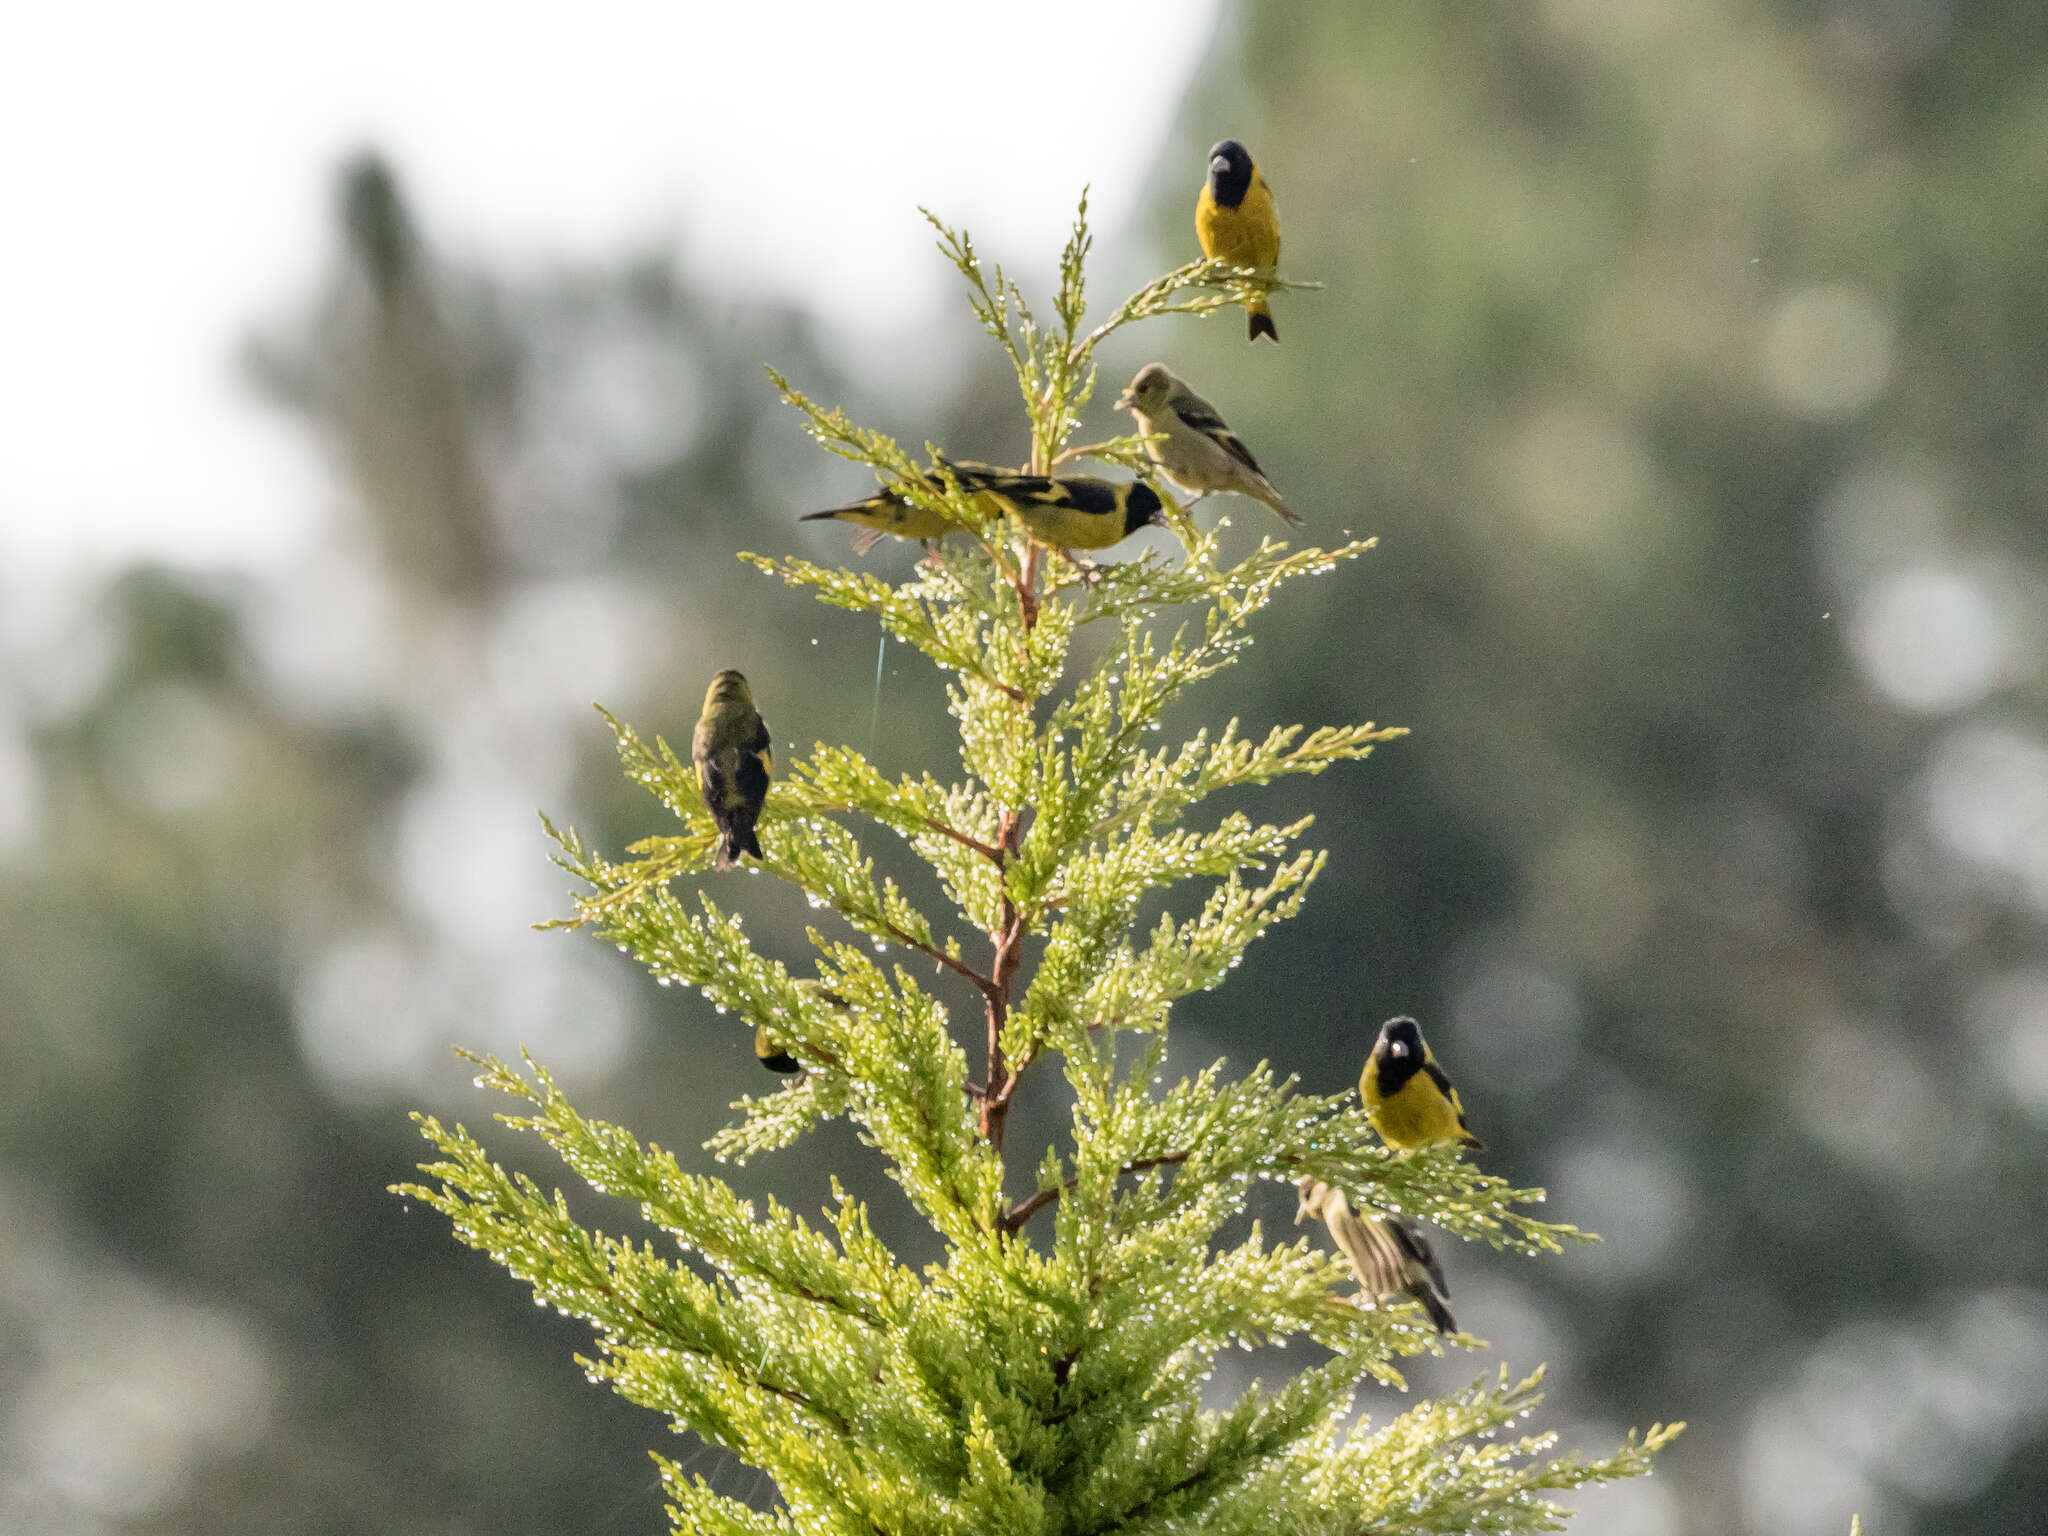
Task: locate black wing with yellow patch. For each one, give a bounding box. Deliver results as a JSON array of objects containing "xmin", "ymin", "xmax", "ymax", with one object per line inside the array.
[
  {"xmin": 1046, "ymin": 477, "xmax": 1118, "ymax": 516},
  {"xmin": 754, "ymin": 1021, "xmax": 800, "ymax": 1074},
  {"xmin": 1423, "ymin": 1057, "xmax": 1484, "ymax": 1149}
]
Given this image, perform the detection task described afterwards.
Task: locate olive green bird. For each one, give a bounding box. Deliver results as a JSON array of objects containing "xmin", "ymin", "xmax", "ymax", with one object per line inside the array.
[
  {"xmin": 1359, "ymin": 1015, "xmax": 1484, "ymax": 1153},
  {"xmin": 1296, "ymin": 1177, "xmax": 1456, "ymax": 1335},
  {"xmin": 692, "ymin": 669, "xmax": 771, "ymax": 870}
]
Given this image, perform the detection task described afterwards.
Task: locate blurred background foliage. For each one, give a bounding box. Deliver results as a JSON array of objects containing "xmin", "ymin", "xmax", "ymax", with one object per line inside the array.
[{"xmin": 3, "ymin": 2, "xmax": 2047, "ymax": 1533}]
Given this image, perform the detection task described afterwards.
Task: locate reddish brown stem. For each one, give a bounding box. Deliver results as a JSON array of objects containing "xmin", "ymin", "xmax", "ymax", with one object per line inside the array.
[
  {"xmin": 998, "ymin": 1148, "xmax": 1194, "ymax": 1234},
  {"xmin": 978, "ymin": 808, "xmax": 1026, "ymax": 1150},
  {"xmin": 919, "ymin": 817, "xmax": 1004, "ymax": 863}
]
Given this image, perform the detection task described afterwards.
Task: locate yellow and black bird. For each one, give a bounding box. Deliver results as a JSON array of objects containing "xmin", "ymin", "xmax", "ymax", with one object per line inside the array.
[
  {"xmin": 804, "ymin": 461, "xmax": 1164, "ymax": 556},
  {"xmin": 799, "ymin": 464, "xmax": 998, "ymax": 555},
  {"xmin": 692, "ymin": 670, "xmax": 771, "ymax": 870},
  {"xmin": 1195, "ymin": 138, "xmax": 1282, "ymax": 342},
  {"xmin": 1296, "ymin": 1178, "xmax": 1456, "ymax": 1335},
  {"xmin": 1359, "ymin": 1015, "xmax": 1484, "ymax": 1153},
  {"xmin": 754, "ymin": 1021, "xmax": 800, "ymax": 1075},
  {"xmin": 1116, "ymin": 362, "xmax": 1299, "ymax": 525},
  {"xmin": 981, "ymin": 470, "xmax": 1166, "ymax": 553}
]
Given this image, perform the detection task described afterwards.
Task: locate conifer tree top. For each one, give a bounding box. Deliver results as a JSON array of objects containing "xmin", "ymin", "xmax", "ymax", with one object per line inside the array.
[{"xmin": 400, "ymin": 190, "xmax": 1683, "ymax": 1536}]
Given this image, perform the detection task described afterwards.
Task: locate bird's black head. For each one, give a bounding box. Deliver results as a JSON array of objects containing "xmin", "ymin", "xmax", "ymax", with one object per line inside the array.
[
  {"xmin": 1375, "ymin": 1015, "xmax": 1423, "ymax": 1062},
  {"xmin": 1206, "ymin": 139, "xmax": 1254, "ymax": 208},
  {"xmin": 1124, "ymin": 481, "xmax": 1167, "ymax": 534}
]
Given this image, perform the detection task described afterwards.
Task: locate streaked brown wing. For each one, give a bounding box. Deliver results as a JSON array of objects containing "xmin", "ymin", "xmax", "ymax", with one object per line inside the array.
[
  {"xmin": 1172, "ymin": 396, "xmax": 1269, "ymax": 479},
  {"xmin": 1385, "ymin": 1215, "xmax": 1450, "ymax": 1299}
]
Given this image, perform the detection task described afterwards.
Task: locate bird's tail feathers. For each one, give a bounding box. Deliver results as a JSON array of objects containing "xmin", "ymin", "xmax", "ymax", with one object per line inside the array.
[
  {"xmin": 1413, "ymin": 1287, "xmax": 1457, "ymax": 1336},
  {"xmin": 717, "ymin": 820, "xmax": 763, "ymax": 868},
  {"xmin": 1247, "ymin": 302, "xmax": 1278, "ymax": 343},
  {"xmin": 1254, "ymin": 483, "xmax": 1303, "ymax": 525},
  {"xmin": 1461, "ymin": 1133, "xmax": 1486, "ymax": 1152}
]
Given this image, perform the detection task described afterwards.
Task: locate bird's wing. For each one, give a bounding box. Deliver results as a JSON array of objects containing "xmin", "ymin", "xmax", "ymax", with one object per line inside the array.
[
  {"xmin": 735, "ymin": 744, "xmax": 771, "ymax": 805},
  {"xmin": 1423, "ymin": 1058, "xmax": 1461, "ymax": 1106},
  {"xmin": 1056, "ymin": 478, "xmax": 1120, "ymax": 516},
  {"xmin": 1385, "ymin": 1216, "xmax": 1450, "ymax": 1298},
  {"xmin": 1172, "ymin": 396, "xmax": 1269, "ymax": 480},
  {"xmin": 692, "ymin": 725, "xmax": 717, "ymax": 797},
  {"xmin": 1326, "ymin": 1200, "xmax": 1407, "ymax": 1297}
]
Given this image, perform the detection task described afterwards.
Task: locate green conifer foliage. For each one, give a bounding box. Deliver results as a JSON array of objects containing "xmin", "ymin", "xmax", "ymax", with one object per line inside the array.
[{"xmin": 399, "ymin": 196, "xmax": 1682, "ymax": 1536}]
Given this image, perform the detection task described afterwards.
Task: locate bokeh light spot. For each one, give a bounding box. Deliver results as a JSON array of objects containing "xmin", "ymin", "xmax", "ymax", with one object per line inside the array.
[
  {"xmin": 1762, "ymin": 282, "xmax": 1894, "ymax": 419},
  {"xmin": 1848, "ymin": 565, "xmax": 2008, "ymax": 713}
]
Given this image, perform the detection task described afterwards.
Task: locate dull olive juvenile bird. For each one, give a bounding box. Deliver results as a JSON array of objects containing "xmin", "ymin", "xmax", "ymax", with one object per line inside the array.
[{"xmin": 692, "ymin": 670, "xmax": 771, "ymax": 870}]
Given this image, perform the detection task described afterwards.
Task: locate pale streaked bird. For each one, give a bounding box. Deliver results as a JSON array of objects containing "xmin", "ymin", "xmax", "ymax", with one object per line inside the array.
[
  {"xmin": 1296, "ymin": 1177, "xmax": 1456, "ymax": 1334},
  {"xmin": 1116, "ymin": 363, "xmax": 1300, "ymax": 526}
]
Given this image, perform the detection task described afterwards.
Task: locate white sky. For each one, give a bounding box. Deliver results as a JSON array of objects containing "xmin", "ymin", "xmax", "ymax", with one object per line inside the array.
[{"xmin": 0, "ymin": 1, "xmax": 1222, "ymax": 575}]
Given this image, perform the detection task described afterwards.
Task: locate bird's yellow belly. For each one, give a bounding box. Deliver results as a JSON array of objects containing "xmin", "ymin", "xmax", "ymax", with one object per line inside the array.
[
  {"xmin": 1371, "ymin": 1085, "xmax": 1464, "ymax": 1148},
  {"xmin": 1197, "ymin": 191, "xmax": 1279, "ymax": 270}
]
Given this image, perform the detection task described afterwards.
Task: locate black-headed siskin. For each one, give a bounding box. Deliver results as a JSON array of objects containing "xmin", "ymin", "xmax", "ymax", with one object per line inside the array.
[
  {"xmin": 1116, "ymin": 363, "xmax": 1299, "ymax": 525},
  {"xmin": 976, "ymin": 470, "xmax": 1166, "ymax": 552},
  {"xmin": 1360, "ymin": 1015, "xmax": 1484, "ymax": 1153},
  {"xmin": 692, "ymin": 669, "xmax": 771, "ymax": 870},
  {"xmin": 1195, "ymin": 138, "xmax": 1282, "ymax": 342},
  {"xmin": 1296, "ymin": 1178, "xmax": 1456, "ymax": 1334},
  {"xmin": 803, "ymin": 460, "xmax": 1164, "ymax": 556}
]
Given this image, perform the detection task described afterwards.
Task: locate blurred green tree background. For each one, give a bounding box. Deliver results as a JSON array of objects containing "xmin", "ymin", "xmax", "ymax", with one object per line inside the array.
[{"xmin": 3, "ymin": 4, "xmax": 2045, "ymax": 1534}]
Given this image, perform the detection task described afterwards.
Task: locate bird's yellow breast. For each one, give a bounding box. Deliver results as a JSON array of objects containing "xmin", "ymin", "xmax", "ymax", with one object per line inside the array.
[
  {"xmin": 1196, "ymin": 173, "xmax": 1280, "ymax": 270},
  {"xmin": 1008, "ymin": 501, "xmax": 1130, "ymax": 551},
  {"xmin": 1362, "ymin": 1058, "xmax": 1469, "ymax": 1150}
]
